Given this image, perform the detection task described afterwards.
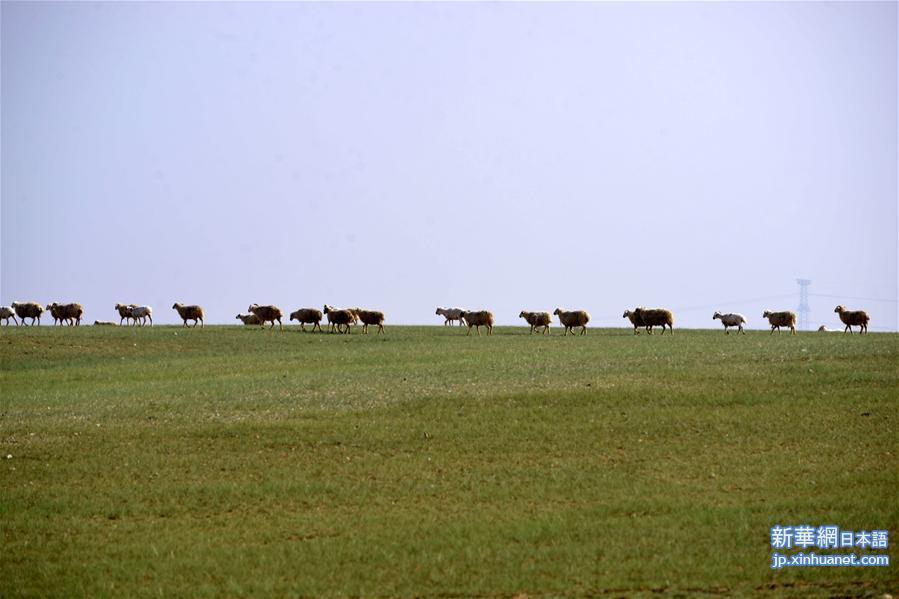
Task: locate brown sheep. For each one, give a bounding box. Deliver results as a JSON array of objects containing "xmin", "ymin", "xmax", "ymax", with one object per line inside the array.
[
  {"xmin": 519, "ymin": 310, "xmax": 551, "ymax": 335},
  {"xmin": 248, "ymin": 304, "xmax": 283, "ymax": 330},
  {"xmin": 323, "ymin": 305, "xmax": 354, "ymax": 334},
  {"xmin": 461, "ymin": 310, "xmax": 494, "ymax": 336},
  {"xmin": 553, "ymin": 308, "xmax": 590, "ymax": 336},
  {"xmin": 47, "ymin": 303, "xmax": 66, "ymax": 326},
  {"xmin": 290, "ymin": 308, "xmax": 324, "ymax": 332},
  {"xmin": 115, "ymin": 303, "xmax": 138, "ymax": 326},
  {"xmin": 633, "ymin": 307, "xmax": 674, "ymax": 335},
  {"xmin": 762, "ymin": 310, "xmax": 796, "ymax": 335},
  {"xmin": 172, "ymin": 303, "xmax": 204, "ymax": 328},
  {"xmin": 1, "ymin": 306, "xmax": 19, "ymax": 326},
  {"xmin": 58, "ymin": 303, "xmax": 83, "ymax": 326},
  {"xmin": 352, "ymin": 308, "xmax": 385, "ymax": 335},
  {"xmin": 834, "ymin": 305, "xmax": 869, "ymax": 334},
  {"xmin": 236, "ymin": 313, "xmax": 261, "ymax": 326},
  {"xmin": 622, "ymin": 308, "xmax": 652, "ymax": 335},
  {"xmin": 11, "ymin": 301, "xmax": 44, "ymax": 326}
]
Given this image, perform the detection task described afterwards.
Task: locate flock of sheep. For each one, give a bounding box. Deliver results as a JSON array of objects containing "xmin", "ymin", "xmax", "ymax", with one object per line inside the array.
[{"xmin": 0, "ymin": 301, "xmax": 872, "ymax": 334}]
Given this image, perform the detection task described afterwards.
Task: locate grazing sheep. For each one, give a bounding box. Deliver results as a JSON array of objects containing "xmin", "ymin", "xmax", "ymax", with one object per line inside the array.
[
  {"xmin": 818, "ymin": 325, "xmax": 832, "ymax": 332},
  {"xmin": 634, "ymin": 307, "xmax": 674, "ymax": 335},
  {"xmin": 93, "ymin": 320, "xmax": 117, "ymax": 326},
  {"xmin": 129, "ymin": 306, "xmax": 153, "ymax": 326},
  {"xmin": 834, "ymin": 305, "xmax": 869, "ymax": 334},
  {"xmin": 762, "ymin": 310, "xmax": 796, "ymax": 335},
  {"xmin": 115, "ymin": 304, "xmax": 138, "ymax": 326},
  {"xmin": 289, "ymin": 308, "xmax": 323, "ymax": 332},
  {"xmin": 1, "ymin": 306, "xmax": 18, "ymax": 326},
  {"xmin": 519, "ymin": 310, "xmax": 551, "ymax": 335},
  {"xmin": 236, "ymin": 313, "xmax": 261, "ymax": 326},
  {"xmin": 436, "ymin": 307, "xmax": 465, "ymax": 326},
  {"xmin": 248, "ymin": 304, "xmax": 283, "ymax": 330},
  {"xmin": 460, "ymin": 310, "xmax": 494, "ymax": 336},
  {"xmin": 172, "ymin": 303, "xmax": 204, "ymax": 328},
  {"xmin": 323, "ymin": 305, "xmax": 355, "ymax": 334},
  {"xmin": 553, "ymin": 308, "xmax": 590, "ymax": 336},
  {"xmin": 11, "ymin": 301, "xmax": 44, "ymax": 326},
  {"xmin": 352, "ymin": 308, "xmax": 385, "ymax": 335},
  {"xmin": 622, "ymin": 308, "xmax": 652, "ymax": 335},
  {"xmin": 713, "ymin": 312, "xmax": 746, "ymax": 335}
]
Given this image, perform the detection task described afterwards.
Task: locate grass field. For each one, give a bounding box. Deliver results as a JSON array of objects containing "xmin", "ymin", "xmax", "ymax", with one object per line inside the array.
[{"xmin": 1, "ymin": 325, "xmax": 896, "ymax": 597}]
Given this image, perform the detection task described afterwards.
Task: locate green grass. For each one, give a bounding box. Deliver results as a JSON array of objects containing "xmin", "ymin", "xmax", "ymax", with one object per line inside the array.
[{"xmin": 1, "ymin": 325, "xmax": 897, "ymax": 597}]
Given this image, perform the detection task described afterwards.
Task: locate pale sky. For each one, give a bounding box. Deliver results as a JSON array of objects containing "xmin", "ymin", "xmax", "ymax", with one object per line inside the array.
[{"xmin": 2, "ymin": 1, "xmax": 896, "ymax": 330}]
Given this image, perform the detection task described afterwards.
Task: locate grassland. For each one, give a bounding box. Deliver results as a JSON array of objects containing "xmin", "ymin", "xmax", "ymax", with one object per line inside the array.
[{"xmin": 1, "ymin": 325, "xmax": 896, "ymax": 597}]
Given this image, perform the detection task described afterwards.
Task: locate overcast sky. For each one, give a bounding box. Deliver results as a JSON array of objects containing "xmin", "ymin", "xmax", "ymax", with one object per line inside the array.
[{"xmin": 2, "ymin": 1, "xmax": 896, "ymax": 330}]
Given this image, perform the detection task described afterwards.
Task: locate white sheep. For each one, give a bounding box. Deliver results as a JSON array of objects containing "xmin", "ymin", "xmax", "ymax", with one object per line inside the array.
[
  {"xmin": 129, "ymin": 305, "xmax": 153, "ymax": 326},
  {"xmin": 1, "ymin": 306, "xmax": 18, "ymax": 326},
  {"xmin": 712, "ymin": 312, "xmax": 746, "ymax": 334},
  {"xmin": 436, "ymin": 307, "xmax": 465, "ymax": 326},
  {"xmin": 236, "ymin": 313, "xmax": 261, "ymax": 326}
]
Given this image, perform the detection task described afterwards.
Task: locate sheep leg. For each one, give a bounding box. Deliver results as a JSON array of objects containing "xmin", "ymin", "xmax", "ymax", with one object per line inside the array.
[
  {"xmin": 581, "ymin": 326, "xmax": 586, "ymax": 335},
  {"xmin": 378, "ymin": 324, "xmax": 384, "ymax": 335}
]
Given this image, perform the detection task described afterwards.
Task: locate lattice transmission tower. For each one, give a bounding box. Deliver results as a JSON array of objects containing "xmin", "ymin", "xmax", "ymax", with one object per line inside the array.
[{"xmin": 796, "ymin": 279, "xmax": 812, "ymax": 331}]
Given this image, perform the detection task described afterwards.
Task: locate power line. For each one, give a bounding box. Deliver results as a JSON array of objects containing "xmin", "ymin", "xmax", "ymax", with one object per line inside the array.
[{"xmin": 809, "ymin": 293, "xmax": 898, "ymax": 303}]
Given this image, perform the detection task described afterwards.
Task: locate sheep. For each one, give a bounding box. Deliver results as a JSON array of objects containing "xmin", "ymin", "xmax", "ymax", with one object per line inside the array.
[
  {"xmin": 460, "ymin": 310, "xmax": 494, "ymax": 336},
  {"xmin": 352, "ymin": 308, "xmax": 385, "ymax": 335},
  {"xmin": 115, "ymin": 304, "xmax": 138, "ymax": 326},
  {"xmin": 289, "ymin": 308, "xmax": 323, "ymax": 332},
  {"xmin": 713, "ymin": 312, "xmax": 746, "ymax": 335},
  {"xmin": 60, "ymin": 303, "xmax": 83, "ymax": 326},
  {"xmin": 172, "ymin": 303, "xmax": 204, "ymax": 328},
  {"xmin": 1, "ymin": 306, "xmax": 18, "ymax": 326},
  {"xmin": 47, "ymin": 303, "xmax": 65, "ymax": 326},
  {"xmin": 553, "ymin": 308, "xmax": 590, "ymax": 336},
  {"xmin": 323, "ymin": 305, "xmax": 355, "ymax": 334},
  {"xmin": 762, "ymin": 310, "xmax": 796, "ymax": 335},
  {"xmin": 436, "ymin": 307, "xmax": 465, "ymax": 326},
  {"xmin": 46, "ymin": 303, "xmax": 83, "ymax": 326},
  {"xmin": 834, "ymin": 305, "xmax": 869, "ymax": 334},
  {"xmin": 129, "ymin": 305, "xmax": 153, "ymax": 326},
  {"xmin": 248, "ymin": 304, "xmax": 283, "ymax": 330},
  {"xmin": 519, "ymin": 310, "xmax": 551, "ymax": 335},
  {"xmin": 633, "ymin": 307, "xmax": 674, "ymax": 335},
  {"xmin": 236, "ymin": 313, "xmax": 261, "ymax": 326},
  {"xmin": 622, "ymin": 308, "xmax": 652, "ymax": 335},
  {"xmin": 11, "ymin": 301, "xmax": 44, "ymax": 326},
  {"xmin": 93, "ymin": 320, "xmax": 117, "ymax": 326}
]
